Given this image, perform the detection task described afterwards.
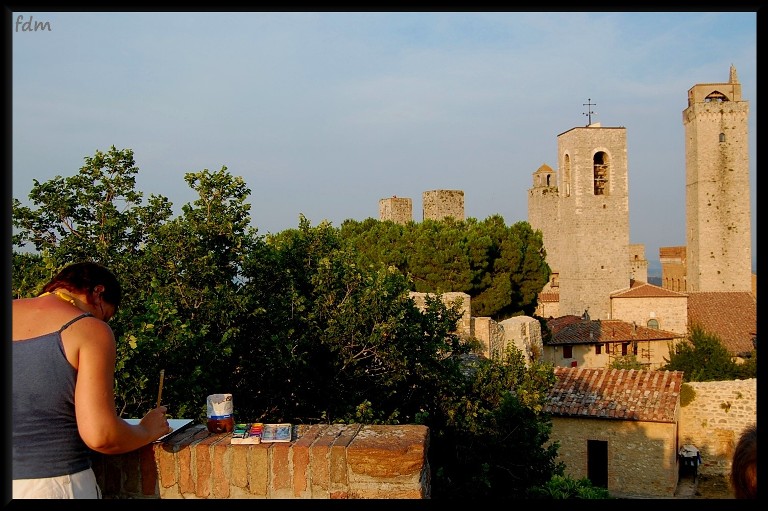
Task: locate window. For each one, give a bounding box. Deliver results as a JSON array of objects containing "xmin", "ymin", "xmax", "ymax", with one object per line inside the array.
[
  {"xmin": 595, "ymin": 344, "xmax": 602, "ymax": 355},
  {"xmin": 563, "ymin": 154, "xmax": 571, "ymax": 197},
  {"xmin": 563, "ymin": 345, "xmax": 573, "ymax": 358},
  {"xmin": 647, "ymin": 319, "xmax": 659, "ymax": 329},
  {"xmin": 719, "ymin": 132, "xmax": 726, "ymax": 143},
  {"xmin": 621, "ymin": 343, "xmax": 629, "ymax": 356},
  {"xmin": 593, "ymin": 152, "xmax": 608, "ymax": 195}
]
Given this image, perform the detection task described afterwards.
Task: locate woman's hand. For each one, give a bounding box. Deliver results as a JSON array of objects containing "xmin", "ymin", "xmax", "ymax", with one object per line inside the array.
[{"xmin": 141, "ymin": 405, "xmax": 173, "ymax": 440}]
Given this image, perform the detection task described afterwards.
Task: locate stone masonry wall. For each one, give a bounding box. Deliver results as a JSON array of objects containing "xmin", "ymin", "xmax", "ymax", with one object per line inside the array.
[
  {"xmin": 677, "ymin": 378, "xmax": 757, "ymax": 476},
  {"xmin": 93, "ymin": 423, "xmax": 430, "ymax": 499},
  {"xmin": 549, "ymin": 417, "xmax": 679, "ymax": 499}
]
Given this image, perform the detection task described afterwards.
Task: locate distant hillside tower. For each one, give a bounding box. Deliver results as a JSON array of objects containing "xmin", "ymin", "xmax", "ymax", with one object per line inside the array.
[
  {"xmin": 683, "ymin": 65, "xmax": 751, "ymax": 292},
  {"xmin": 422, "ymin": 190, "xmax": 464, "ymax": 221},
  {"xmin": 379, "ymin": 196, "xmax": 413, "ymax": 224}
]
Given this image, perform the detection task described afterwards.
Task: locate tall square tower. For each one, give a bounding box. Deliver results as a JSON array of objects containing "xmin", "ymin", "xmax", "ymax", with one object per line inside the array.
[{"xmin": 683, "ymin": 65, "xmax": 751, "ymax": 292}]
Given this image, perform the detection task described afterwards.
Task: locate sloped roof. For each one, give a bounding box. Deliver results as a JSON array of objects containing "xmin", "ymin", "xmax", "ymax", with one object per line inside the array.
[
  {"xmin": 545, "ymin": 316, "xmax": 681, "ymax": 345},
  {"xmin": 611, "ymin": 279, "xmax": 687, "ymax": 298},
  {"xmin": 687, "ymin": 292, "xmax": 756, "ymax": 356},
  {"xmin": 538, "ymin": 291, "xmax": 560, "ymax": 303},
  {"xmin": 545, "ymin": 367, "xmax": 683, "ymax": 422}
]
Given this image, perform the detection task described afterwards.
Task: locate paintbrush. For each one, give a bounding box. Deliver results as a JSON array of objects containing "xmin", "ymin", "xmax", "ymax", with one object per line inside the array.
[{"xmin": 156, "ymin": 369, "xmax": 165, "ymax": 408}]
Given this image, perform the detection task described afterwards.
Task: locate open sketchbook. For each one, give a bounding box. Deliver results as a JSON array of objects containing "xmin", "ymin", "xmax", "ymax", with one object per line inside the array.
[{"xmin": 124, "ymin": 418, "xmax": 194, "ymax": 441}]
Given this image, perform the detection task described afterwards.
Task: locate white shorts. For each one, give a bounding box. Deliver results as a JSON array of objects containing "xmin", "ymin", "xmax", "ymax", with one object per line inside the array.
[{"xmin": 12, "ymin": 467, "xmax": 102, "ymax": 499}]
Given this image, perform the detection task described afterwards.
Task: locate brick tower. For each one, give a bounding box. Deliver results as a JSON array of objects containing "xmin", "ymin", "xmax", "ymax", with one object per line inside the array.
[{"xmin": 683, "ymin": 65, "xmax": 751, "ymax": 292}]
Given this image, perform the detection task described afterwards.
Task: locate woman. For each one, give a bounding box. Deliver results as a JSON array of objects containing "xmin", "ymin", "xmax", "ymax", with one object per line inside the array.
[
  {"xmin": 12, "ymin": 261, "xmax": 172, "ymax": 499},
  {"xmin": 731, "ymin": 423, "xmax": 757, "ymax": 499}
]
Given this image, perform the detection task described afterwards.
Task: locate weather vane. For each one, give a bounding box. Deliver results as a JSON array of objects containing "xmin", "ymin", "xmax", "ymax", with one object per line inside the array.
[{"xmin": 583, "ymin": 98, "xmax": 596, "ymax": 125}]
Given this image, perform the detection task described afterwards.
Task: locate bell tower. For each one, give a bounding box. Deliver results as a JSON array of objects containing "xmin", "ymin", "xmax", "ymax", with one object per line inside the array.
[
  {"xmin": 555, "ymin": 123, "xmax": 630, "ymax": 319},
  {"xmin": 683, "ymin": 65, "xmax": 751, "ymax": 292}
]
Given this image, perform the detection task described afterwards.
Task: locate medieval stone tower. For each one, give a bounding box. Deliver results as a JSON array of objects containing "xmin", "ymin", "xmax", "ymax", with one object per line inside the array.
[
  {"xmin": 683, "ymin": 65, "xmax": 751, "ymax": 292},
  {"xmin": 422, "ymin": 190, "xmax": 464, "ymax": 221},
  {"xmin": 379, "ymin": 196, "xmax": 413, "ymax": 225},
  {"xmin": 528, "ymin": 123, "xmax": 632, "ymax": 320}
]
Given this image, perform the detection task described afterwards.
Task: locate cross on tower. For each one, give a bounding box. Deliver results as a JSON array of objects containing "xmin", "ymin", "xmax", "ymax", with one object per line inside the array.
[{"xmin": 583, "ymin": 98, "xmax": 597, "ymax": 125}]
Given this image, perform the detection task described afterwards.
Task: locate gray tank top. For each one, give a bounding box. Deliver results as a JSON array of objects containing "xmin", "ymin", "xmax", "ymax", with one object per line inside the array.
[{"xmin": 12, "ymin": 313, "xmax": 95, "ymax": 479}]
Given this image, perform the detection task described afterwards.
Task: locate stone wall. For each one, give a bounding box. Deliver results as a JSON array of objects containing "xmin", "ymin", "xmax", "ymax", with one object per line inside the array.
[
  {"xmin": 677, "ymin": 378, "xmax": 757, "ymax": 476},
  {"xmin": 549, "ymin": 417, "xmax": 679, "ymax": 499},
  {"xmin": 409, "ymin": 291, "xmax": 471, "ymax": 337},
  {"xmin": 610, "ymin": 294, "xmax": 688, "ymax": 336},
  {"xmin": 93, "ymin": 423, "xmax": 430, "ymax": 499}
]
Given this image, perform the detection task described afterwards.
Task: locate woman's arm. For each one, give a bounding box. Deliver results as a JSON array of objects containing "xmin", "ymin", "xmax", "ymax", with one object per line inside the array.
[{"xmin": 73, "ymin": 318, "xmax": 171, "ymax": 454}]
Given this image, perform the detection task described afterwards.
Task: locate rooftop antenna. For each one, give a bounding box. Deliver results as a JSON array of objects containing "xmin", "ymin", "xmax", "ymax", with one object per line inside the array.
[{"xmin": 583, "ymin": 98, "xmax": 596, "ymax": 125}]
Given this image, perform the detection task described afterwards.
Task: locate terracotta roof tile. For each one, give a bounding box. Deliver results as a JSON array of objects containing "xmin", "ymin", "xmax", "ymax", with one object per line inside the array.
[
  {"xmin": 611, "ymin": 279, "xmax": 687, "ymax": 298},
  {"xmin": 538, "ymin": 292, "xmax": 560, "ymax": 303},
  {"xmin": 545, "ymin": 367, "xmax": 683, "ymax": 423},
  {"xmin": 687, "ymin": 292, "xmax": 756, "ymax": 356},
  {"xmin": 545, "ymin": 317, "xmax": 680, "ymax": 345}
]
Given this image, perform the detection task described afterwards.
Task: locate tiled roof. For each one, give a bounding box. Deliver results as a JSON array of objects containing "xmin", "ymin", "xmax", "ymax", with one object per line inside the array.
[
  {"xmin": 545, "ymin": 367, "xmax": 683, "ymax": 422},
  {"xmin": 538, "ymin": 291, "xmax": 560, "ymax": 303},
  {"xmin": 611, "ymin": 279, "xmax": 687, "ymax": 298},
  {"xmin": 687, "ymin": 292, "xmax": 756, "ymax": 356},
  {"xmin": 545, "ymin": 316, "xmax": 681, "ymax": 345}
]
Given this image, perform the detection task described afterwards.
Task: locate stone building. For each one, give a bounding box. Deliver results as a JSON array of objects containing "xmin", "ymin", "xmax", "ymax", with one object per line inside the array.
[
  {"xmin": 684, "ymin": 65, "xmax": 752, "ymax": 293},
  {"xmin": 528, "ymin": 123, "xmax": 637, "ymax": 320},
  {"xmin": 610, "ymin": 280, "xmax": 688, "ymax": 336},
  {"xmin": 378, "ymin": 196, "xmax": 413, "ymax": 225},
  {"xmin": 542, "ymin": 314, "xmax": 683, "ymax": 370},
  {"xmin": 545, "ymin": 367, "xmax": 684, "ymax": 499},
  {"xmin": 659, "ymin": 246, "xmax": 687, "ymax": 292},
  {"xmin": 422, "ymin": 189, "xmax": 464, "ymax": 222}
]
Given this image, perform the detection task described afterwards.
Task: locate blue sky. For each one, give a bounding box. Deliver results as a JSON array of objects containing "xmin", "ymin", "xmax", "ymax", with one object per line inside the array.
[{"xmin": 12, "ymin": 12, "xmax": 757, "ymax": 272}]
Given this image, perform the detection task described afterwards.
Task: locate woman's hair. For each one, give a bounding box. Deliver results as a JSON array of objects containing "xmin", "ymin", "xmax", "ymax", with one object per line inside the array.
[
  {"xmin": 731, "ymin": 423, "xmax": 757, "ymax": 499},
  {"xmin": 41, "ymin": 261, "xmax": 122, "ymax": 309}
]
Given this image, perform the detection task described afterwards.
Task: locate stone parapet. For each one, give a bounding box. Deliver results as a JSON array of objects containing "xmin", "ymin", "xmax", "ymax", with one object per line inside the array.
[{"xmin": 93, "ymin": 423, "xmax": 430, "ymax": 499}]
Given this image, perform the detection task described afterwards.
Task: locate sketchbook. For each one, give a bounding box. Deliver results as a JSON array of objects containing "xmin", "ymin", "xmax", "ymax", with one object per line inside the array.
[{"xmin": 125, "ymin": 418, "xmax": 195, "ymax": 441}]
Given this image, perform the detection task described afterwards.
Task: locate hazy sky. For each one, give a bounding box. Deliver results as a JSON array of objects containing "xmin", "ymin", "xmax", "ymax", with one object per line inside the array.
[{"xmin": 12, "ymin": 11, "xmax": 757, "ymax": 271}]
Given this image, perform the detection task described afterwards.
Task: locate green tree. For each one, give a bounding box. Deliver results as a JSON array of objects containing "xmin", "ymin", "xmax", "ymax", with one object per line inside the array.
[
  {"xmin": 13, "ymin": 147, "xmax": 564, "ymax": 498},
  {"xmin": 429, "ymin": 346, "xmax": 563, "ymax": 499},
  {"xmin": 339, "ymin": 215, "xmax": 550, "ymax": 319},
  {"xmin": 661, "ymin": 324, "xmax": 742, "ymax": 382},
  {"xmin": 527, "ymin": 475, "xmax": 612, "ymax": 499},
  {"xmin": 609, "ymin": 354, "xmax": 645, "ymax": 370}
]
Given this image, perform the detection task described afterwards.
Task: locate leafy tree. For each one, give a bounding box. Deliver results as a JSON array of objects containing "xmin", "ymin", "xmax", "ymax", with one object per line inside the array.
[
  {"xmin": 527, "ymin": 475, "xmax": 612, "ymax": 499},
  {"xmin": 428, "ymin": 346, "xmax": 563, "ymax": 499},
  {"xmin": 339, "ymin": 214, "xmax": 550, "ymax": 320},
  {"xmin": 609, "ymin": 354, "xmax": 645, "ymax": 370},
  {"xmin": 661, "ymin": 324, "xmax": 742, "ymax": 382},
  {"xmin": 13, "ymin": 147, "xmax": 564, "ymax": 498}
]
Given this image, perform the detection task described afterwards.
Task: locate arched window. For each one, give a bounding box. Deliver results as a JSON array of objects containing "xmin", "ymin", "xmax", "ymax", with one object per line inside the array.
[
  {"xmin": 593, "ymin": 151, "xmax": 608, "ymax": 195},
  {"xmin": 647, "ymin": 319, "xmax": 659, "ymax": 330},
  {"xmin": 719, "ymin": 133, "xmax": 726, "ymax": 143}
]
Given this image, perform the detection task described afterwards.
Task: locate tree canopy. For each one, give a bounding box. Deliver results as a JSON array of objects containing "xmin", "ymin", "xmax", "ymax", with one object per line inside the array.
[{"xmin": 12, "ymin": 146, "xmax": 562, "ymax": 498}]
